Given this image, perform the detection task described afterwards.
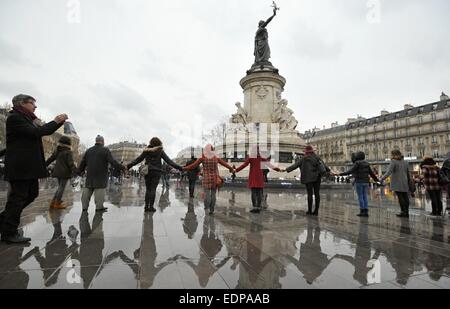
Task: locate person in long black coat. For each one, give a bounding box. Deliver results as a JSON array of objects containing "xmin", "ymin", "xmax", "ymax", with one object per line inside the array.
[
  {"xmin": 186, "ymin": 155, "xmax": 201, "ymax": 198},
  {"xmin": 78, "ymin": 135, "xmax": 125, "ymax": 212},
  {"xmin": 127, "ymin": 137, "xmax": 183, "ymax": 212},
  {"xmin": 0, "ymin": 94, "xmax": 67, "ymax": 244}
]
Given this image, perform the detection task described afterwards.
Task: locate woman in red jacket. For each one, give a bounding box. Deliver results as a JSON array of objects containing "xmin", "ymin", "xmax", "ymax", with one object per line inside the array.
[
  {"xmin": 184, "ymin": 144, "xmax": 233, "ymax": 215},
  {"xmin": 235, "ymin": 146, "xmax": 280, "ymax": 214}
]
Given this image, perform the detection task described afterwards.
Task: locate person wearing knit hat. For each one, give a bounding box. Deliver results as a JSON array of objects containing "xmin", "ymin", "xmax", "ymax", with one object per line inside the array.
[
  {"xmin": 283, "ymin": 145, "xmax": 330, "ymax": 216},
  {"xmin": 46, "ymin": 135, "xmax": 77, "ymax": 209}
]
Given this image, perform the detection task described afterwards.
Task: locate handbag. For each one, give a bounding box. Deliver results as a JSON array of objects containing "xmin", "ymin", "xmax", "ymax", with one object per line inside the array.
[
  {"xmin": 139, "ymin": 164, "xmax": 149, "ymax": 177},
  {"xmin": 438, "ymin": 168, "xmax": 449, "ymax": 185},
  {"xmin": 216, "ymin": 175, "xmax": 224, "ymax": 188}
]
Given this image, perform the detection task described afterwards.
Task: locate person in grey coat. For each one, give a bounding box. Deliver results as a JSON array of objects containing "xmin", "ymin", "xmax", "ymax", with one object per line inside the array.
[
  {"xmin": 380, "ymin": 150, "xmax": 413, "ymax": 218},
  {"xmin": 78, "ymin": 135, "xmax": 125, "ymax": 212}
]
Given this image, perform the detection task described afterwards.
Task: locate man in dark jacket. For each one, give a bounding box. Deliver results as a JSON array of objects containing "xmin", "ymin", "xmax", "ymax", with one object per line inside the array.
[
  {"xmin": 0, "ymin": 94, "xmax": 68, "ymax": 244},
  {"xmin": 186, "ymin": 156, "xmax": 201, "ymax": 198},
  {"xmin": 78, "ymin": 135, "xmax": 125, "ymax": 212}
]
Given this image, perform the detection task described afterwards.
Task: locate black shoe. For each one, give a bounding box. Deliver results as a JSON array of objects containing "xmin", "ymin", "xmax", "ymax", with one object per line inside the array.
[
  {"xmin": 96, "ymin": 207, "xmax": 108, "ymax": 212},
  {"xmin": 1, "ymin": 234, "xmax": 31, "ymax": 244},
  {"xmin": 312, "ymin": 210, "xmax": 319, "ymax": 216},
  {"xmin": 209, "ymin": 211, "xmax": 214, "ymax": 215},
  {"xmin": 306, "ymin": 211, "xmax": 313, "ymax": 216},
  {"xmin": 357, "ymin": 210, "xmax": 365, "ymax": 217},
  {"xmin": 149, "ymin": 207, "xmax": 157, "ymax": 213},
  {"xmin": 250, "ymin": 209, "xmax": 261, "ymax": 214}
]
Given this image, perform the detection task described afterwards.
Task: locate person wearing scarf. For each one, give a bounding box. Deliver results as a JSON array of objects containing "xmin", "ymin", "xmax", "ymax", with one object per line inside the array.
[{"xmin": 0, "ymin": 94, "xmax": 68, "ymax": 244}]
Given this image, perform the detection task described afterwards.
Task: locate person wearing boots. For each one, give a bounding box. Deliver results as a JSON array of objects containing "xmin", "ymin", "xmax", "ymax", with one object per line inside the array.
[
  {"xmin": 0, "ymin": 94, "xmax": 68, "ymax": 244},
  {"xmin": 380, "ymin": 150, "xmax": 413, "ymax": 218},
  {"xmin": 46, "ymin": 136, "xmax": 77, "ymax": 210},
  {"xmin": 337, "ymin": 152, "xmax": 379, "ymax": 217},
  {"xmin": 283, "ymin": 146, "xmax": 329, "ymax": 216}
]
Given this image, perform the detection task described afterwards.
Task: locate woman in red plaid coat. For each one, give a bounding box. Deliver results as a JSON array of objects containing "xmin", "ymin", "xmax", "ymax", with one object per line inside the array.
[
  {"xmin": 184, "ymin": 145, "xmax": 233, "ymax": 215},
  {"xmin": 235, "ymin": 146, "xmax": 280, "ymax": 213},
  {"xmin": 420, "ymin": 157, "xmax": 443, "ymax": 216}
]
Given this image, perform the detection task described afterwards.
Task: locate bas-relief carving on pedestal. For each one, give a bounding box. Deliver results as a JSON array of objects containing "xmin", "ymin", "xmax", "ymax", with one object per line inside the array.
[{"xmin": 256, "ymin": 85, "xmax": 269, "ymax": 100}]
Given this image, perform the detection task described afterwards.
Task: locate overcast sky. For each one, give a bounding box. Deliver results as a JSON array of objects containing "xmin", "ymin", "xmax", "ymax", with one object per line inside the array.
[{"xmin": 1, "ymin": 0, "xmax": 449, "ymax": 157}]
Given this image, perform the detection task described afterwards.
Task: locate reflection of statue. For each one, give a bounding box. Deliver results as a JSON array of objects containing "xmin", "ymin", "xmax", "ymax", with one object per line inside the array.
[
  {"xmin": 231, "ymin": 102, "xmax": 248, "ymax": 126},
  {"xmin": 254, "ymin": 7, "xmax": 277, "ymax": 65}
]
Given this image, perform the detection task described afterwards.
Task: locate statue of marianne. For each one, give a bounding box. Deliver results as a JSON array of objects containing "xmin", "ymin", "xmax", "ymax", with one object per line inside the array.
[{"xmin": 254, "ymin": 7, "xmax": 277, "ymax": 65}]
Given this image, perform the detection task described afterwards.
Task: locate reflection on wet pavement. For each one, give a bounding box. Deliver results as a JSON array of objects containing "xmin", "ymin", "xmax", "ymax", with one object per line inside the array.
[{"xmin": 0, "ymin": 179, "xmax": 449, "ymax": 289}]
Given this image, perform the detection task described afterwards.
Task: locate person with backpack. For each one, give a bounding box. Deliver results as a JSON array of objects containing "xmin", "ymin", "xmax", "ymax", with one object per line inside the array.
[
  {"xmin": 336, "ymin": 152, "xmax": 379, "ymax": 217},
  {"xmin": 282, "ymin": 145, "xmax": 330, "ymax": 216},
  {"xmin": 380, "ymin": 150, "xmax": 414, "ymax": 218},
  {"xmin": 234, "ymin": 146, "xmax": 281, "ymax": 214},
  {"xmin": 420, "ymin": 157, "xmax": 444, "ymax": 216},
  {"xmin": 45, "ymin": 136, "xmax": 77, "ymax": 210}
]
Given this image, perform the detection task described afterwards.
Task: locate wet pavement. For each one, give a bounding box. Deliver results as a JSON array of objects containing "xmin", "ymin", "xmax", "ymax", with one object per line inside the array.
[{"xmin": 0, "ymin": 179, "xmax": 449, "ymax": 289}]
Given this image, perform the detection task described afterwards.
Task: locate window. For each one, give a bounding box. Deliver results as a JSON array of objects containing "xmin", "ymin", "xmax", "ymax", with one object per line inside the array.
[
  {"xmin": 448, "ymin": 134, "xmax": 450, "ymax": 142},
  {"xmin": 406, "ymin": 139, "xmax": 411, "ymax": 146},
  {"xmin": 431, "ymin": 113, "xmax": 437, "ymax": 121},
  {"xmin": 432, "ymin": 136, "xmax": 438, "ymax": 144},
  {"xmin": 433, "ymin": 104, "xmax": 438, "ymax": 111},
  {"xmin": 433, "ymin": 150, "xmax": 439, "ymax": 158},
  {"xmin": 394, "ymin": 121, "xmax": 398, "ymax": 129},
  {"xmin": 432, "ymin": 125, "xmax": 437, "ymax": 132},
  {"xmin": 418, "ymin": 137, "xmax": 424, "ymax": 144},
  {"xmin": 418, "ymin": 116, "xmax": 423, "ymax": 124}
]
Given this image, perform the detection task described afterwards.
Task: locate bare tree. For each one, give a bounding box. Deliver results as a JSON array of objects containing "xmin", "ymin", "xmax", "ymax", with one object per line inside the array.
[{"xmin": 202, "ymin": 117, "xmax": 229, "ymax": 147}]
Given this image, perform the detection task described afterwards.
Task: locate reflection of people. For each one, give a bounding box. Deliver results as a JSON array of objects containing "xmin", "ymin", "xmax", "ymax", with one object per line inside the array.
[
  {"xmin": 426, "ymin": 219, "xmax": 450, "ymax": 281},
  {"xmin": 1, "ymin": 94, "xmax": 67, "ymax": 244},
  {"xmin": 158, "ymin": 187, "xmax": 171, "ymax": 212},
  {"xmin": 182, "ymin": 198, "xmax": 199, "ymax": 239},
  {"xmin": 180, "ymin": 215, "xmax": 230, "ymax": 287},
  {"xmin": 285, "ymin": 224, "xmax": 332, "ymax": 285},
  {"xmin": 139, "ymin": 213, "xmax": 173, "ymax": 289},
  {"xmin": 334, "ymin": 222, "xmax": 381, "ymax": 286},
  {"xmin": 0, "ymin": 244, "xmax": 40, "ymax": 288},
  {"xmin": 389, "ymin": 219, "xmax": 418, "ymax": 286},
  {"xmin": 35, "ymin": 211, "xmax": 78, "ymax": 287}
]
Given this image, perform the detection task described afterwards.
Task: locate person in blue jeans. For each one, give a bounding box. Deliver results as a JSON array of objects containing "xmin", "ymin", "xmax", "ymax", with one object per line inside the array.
[{"xmin": 336, "ymin": 152, "xmax": 379, "ymax": 217}]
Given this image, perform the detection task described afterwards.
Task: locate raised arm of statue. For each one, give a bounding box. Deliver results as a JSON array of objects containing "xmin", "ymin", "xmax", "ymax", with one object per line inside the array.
[{"xmin": 262, "ymin": 9, "xmax": 277, "ymax": 28}]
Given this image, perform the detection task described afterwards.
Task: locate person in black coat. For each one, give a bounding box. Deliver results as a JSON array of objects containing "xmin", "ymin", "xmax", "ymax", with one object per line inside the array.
[
  {"xmin": 186, "ymin": 155, "xmax": 201, "ymax": 198},
  {"xmin": 78, "ymin": 135, "xmax": 125, "ymax": 212},
  {"xmin": 46, "ymin": 136, "xmax": 77, "ymax": 210},
  {"xmin": 127, "ymin": 137, "xmax": 183, "ymax": 212},
  {"xmin": 0, "ymin": 94, "xmax": 67, "ymax": 244}
]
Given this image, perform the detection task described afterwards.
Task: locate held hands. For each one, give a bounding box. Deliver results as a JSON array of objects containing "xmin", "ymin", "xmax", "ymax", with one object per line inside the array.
[{"xmin": 54, "ymin": 114, "xmax": 68, "ymax": 124}]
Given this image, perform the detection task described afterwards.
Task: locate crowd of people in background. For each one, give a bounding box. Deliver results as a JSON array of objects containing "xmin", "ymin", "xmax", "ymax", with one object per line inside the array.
[{"xmin": 1, "ymin": 93, "xmax": 450, "ymax": 245}]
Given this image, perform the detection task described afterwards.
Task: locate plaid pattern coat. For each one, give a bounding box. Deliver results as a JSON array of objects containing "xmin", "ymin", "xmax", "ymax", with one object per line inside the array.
[
  {"xmin": 185, "ymin": 156, "xmax": 232, "ymax": 189},
  {"xmin": 421, "ymin": 165, "xmax": 441, "ymax": 191}
]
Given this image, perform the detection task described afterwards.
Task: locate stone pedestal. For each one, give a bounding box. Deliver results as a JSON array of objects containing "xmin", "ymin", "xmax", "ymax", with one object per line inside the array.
[{"xmin": 240, "ymin": 71, "xmax": 286, "ymax": 124}]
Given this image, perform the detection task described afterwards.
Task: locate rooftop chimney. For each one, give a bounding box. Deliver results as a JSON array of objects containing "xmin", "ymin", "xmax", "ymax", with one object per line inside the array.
[
  {"xmin": 404, "ymin": 104, "xmax": 414, "ymax": 110},
  {"xmin": 381, "ymin": 110, "xmax": 389, "ymax": 116}
]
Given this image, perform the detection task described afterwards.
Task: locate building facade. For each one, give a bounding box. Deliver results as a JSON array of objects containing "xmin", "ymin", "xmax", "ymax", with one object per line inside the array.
[
  {"xmin": 305, "ymin": 94, "xmax": 450, "ymax": 174},
  {"xmin": 107, "ymin": 141, "xmax": 147, "ymax": 165}
]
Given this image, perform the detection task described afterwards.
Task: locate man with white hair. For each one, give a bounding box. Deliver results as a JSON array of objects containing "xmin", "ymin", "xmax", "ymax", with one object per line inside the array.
[
  {"xmin": 0, "ymin": 94, "xmax": 68, "ymax": 244},
  {"xmin": 78, "ymin": 135, "xmax": 125, "ymax": 212}
]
